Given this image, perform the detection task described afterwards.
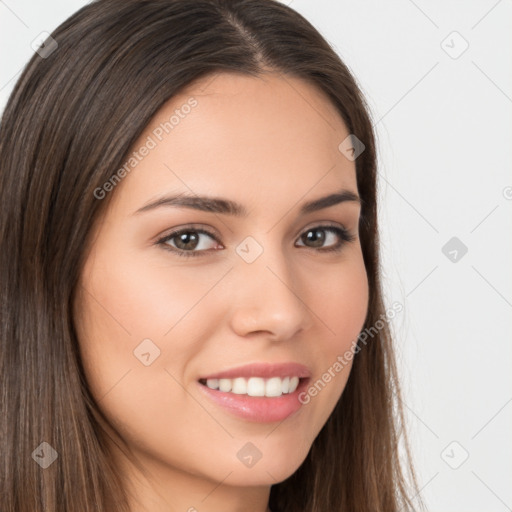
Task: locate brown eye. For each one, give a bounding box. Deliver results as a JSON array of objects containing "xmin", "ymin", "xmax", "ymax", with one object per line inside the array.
[
  {"xmin": 157, "ymin": 228, "xmax": 220, "ymax": 258},
  {"xmin": 301, "ymin": 228, "xmax": 327, "ymax": 248},
  {"xmin": 156, "ymin": 224, "xmax": 356, "ymax": 259},
  {"xmin": 172, "ymin": 231, "xmax": 201, "ymax": 251},
  {"xmin": 296, "ymin": 225, "xmax": 356, "ymax": 252}
]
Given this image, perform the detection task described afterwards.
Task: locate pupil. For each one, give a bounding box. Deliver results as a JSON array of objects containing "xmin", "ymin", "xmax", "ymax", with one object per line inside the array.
[
  {"xmin": 306, "ymin": 229, "xmax": 325, "ymax": 247},
  {"xmin": 177, "ymin": 232, "xmax": 198, "ymax": 250}
]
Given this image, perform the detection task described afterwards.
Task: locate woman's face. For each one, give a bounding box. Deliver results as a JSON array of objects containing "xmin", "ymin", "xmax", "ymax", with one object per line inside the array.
[{"xmin": 74, "ymin": 71, "xmax": 369, "ymax": 500}]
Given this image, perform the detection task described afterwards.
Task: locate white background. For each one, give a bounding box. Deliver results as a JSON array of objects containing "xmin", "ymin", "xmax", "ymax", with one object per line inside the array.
[{"xmin": 1, "ymin": 1, "xmax": 511, "ymax": 511}]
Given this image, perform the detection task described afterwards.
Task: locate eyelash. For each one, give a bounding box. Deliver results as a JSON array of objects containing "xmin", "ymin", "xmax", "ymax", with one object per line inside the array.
[{"xmin": 156, "ymin": 224, "xmax": 357, "ymax": 259}]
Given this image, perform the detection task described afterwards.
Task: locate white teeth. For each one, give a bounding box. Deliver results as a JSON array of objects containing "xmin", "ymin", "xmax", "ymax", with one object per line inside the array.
[
  {"xmin": 247, "ymin": 377, "xmax": 265, "ymax": 396},
  {"xmin": 204, "ymin": 376, "xmax": 301, "ymax": 397},
  {"xmin": 206, "ymin": 379, "xmax": 219, "ymax": 389},
  {"xmin": 281, "ymin": 376, "xmax": 290, "ymax": 394},
  {"xmin": 232, "ymin": 377, "xmax": 247, "ymax": 394},
  {"xmin": 264, "ymin": 377, "xmax": 282, "ymax": 397},
  {"xmin": 289, "ymin": 376, "xmax": 299, "ymax": 393},
  {"xmin": 218, "ymin": 378, "xmax": 231, "ymax": 392}
]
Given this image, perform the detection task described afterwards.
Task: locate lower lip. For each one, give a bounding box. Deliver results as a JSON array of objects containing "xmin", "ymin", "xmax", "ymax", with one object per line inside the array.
[{"xmin": 197, "ymin": 379, "xmax": 309, "ymax": 423}]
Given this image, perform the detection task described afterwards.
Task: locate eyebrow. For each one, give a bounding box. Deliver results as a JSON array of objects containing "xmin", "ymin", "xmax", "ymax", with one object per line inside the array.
[{"xmin": 133, "ymin": 189, "xmax": 361, "ymax": 217}]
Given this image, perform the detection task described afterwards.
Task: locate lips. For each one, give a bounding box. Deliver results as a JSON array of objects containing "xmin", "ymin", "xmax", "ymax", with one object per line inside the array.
[{"xmin": 198, "ymin": 362, "xmax": 312, "ymax": 381}]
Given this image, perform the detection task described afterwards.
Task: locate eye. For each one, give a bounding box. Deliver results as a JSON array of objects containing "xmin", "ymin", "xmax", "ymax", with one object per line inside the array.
[
  {"xmin": 295, "ymin": 224, "xmax": 356, "ymax": 252},
  {"xmin": 157, "ymin": 226, "xmax": 220, "ymax": 258},
  {"xmin": 156, "ymin": 224, "xmax": 356, "ymax": 258}
]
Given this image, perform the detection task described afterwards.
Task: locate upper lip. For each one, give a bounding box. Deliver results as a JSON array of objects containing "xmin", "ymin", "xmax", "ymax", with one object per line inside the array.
[{"xmin": 199, "ymin": 362, "xmax": 312, "ymax": 381}]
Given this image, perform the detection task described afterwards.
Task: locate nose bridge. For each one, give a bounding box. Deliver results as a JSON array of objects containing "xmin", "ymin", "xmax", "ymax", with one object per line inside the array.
[{"xmin": 228, "ymin": 233, "xmax": 312, "ymax": 338}]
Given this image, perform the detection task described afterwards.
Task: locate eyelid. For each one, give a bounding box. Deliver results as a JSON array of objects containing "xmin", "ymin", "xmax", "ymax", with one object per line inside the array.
[{"xmin": 156, "ymin": 223, "xmax": 219, "ymax": 241}]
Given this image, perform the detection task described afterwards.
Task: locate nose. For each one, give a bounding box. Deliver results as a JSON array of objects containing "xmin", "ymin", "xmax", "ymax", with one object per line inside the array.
[{"xmin": 227, "ymin": 245, "xmax": 315, "ymax": 342}]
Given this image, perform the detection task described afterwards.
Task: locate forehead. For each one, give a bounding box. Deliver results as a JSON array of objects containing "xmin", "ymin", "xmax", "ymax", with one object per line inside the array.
[{"xmin": 108, "ymin": 71, "xmax": 357, "ymax": 214}]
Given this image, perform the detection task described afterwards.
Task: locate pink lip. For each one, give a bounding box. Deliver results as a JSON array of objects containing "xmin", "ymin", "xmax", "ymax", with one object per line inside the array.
[
  {"xmin": 198, "ymin": 362, "xmax": 312, "ymax": 380},
  {"xmin": 197, "ymin": 376, "xmax": 310, "ymax": 423}
]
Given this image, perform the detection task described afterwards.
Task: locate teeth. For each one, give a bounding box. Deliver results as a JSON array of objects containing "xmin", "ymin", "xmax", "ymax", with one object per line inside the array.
[
  {"xmin": 232, "ymin": 377, "xmax": 246, "ymax": 394},
  {"xmin": 218, "ymin": 378, "xmax": 231, "ymax": 392},
  {"xmin": 247, "ymin": 377, "xmax": 264, "ymax": 396},
  {"xmin": 264, "ymin": 377, "xmax": 283, "ymax": 397},
  {"xmin": 205, "ymin": 376, "xmax": 300, "ymax": 397}
]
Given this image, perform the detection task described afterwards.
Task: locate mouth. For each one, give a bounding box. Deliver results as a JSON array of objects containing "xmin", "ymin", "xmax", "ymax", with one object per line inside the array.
[
  {"xmin": 197, "ymin": 375, "xmax": 311, "ymax": 422},
  {"xmin": 196, "ymin": 362, "xmax": 312, "ymax": 422},
  {"xmin": 198, "ymin": 376, "xmax": 309, "ymax": 398}
]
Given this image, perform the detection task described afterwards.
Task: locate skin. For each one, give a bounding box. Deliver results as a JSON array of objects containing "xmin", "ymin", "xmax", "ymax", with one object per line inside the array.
[{"xmin": 74, "ymin": 71, "xmax": 369, "ymax": 512}]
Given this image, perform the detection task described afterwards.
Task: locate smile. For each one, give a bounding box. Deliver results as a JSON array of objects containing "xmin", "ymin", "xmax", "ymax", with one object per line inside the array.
[{"xmin": 199, "ymin": 376, "xmax": 301, "ymax": 397}]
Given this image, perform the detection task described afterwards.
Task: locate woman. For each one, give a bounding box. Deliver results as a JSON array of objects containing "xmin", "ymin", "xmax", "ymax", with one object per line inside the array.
[{"xmin": 0, "ymin": 0, "xmax": 424, "ymax": 511}]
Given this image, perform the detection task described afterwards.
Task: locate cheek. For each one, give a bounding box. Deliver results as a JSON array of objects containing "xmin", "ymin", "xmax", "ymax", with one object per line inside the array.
[
  {"xmin": 73, "ymin": 244, "xmax": 234, "ymax": 405},
  {"xmin": 316, "ymin": 252, "xmax": 369, "ymax": 349},
  {"xmin": 77, "ymin": 247, "xmax": 227, "ymax": 345},
  {"xmin": 73, "ymin": 251, "xmax": 227, "ymax": 474},
  {"xmin": 296, "ymin": 252, "xmax": 368, "ymax": 431}
]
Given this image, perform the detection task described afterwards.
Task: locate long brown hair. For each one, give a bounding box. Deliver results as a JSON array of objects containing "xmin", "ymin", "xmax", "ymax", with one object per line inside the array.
[{"xmin": 0, "ymin": 1, "xmax": 424, "ymax": 510}]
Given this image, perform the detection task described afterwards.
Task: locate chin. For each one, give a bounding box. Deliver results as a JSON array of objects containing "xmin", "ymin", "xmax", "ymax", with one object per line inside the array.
[{"xmin": 215, "ymin": 433, "xmax": 309, "ymax": 486}]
